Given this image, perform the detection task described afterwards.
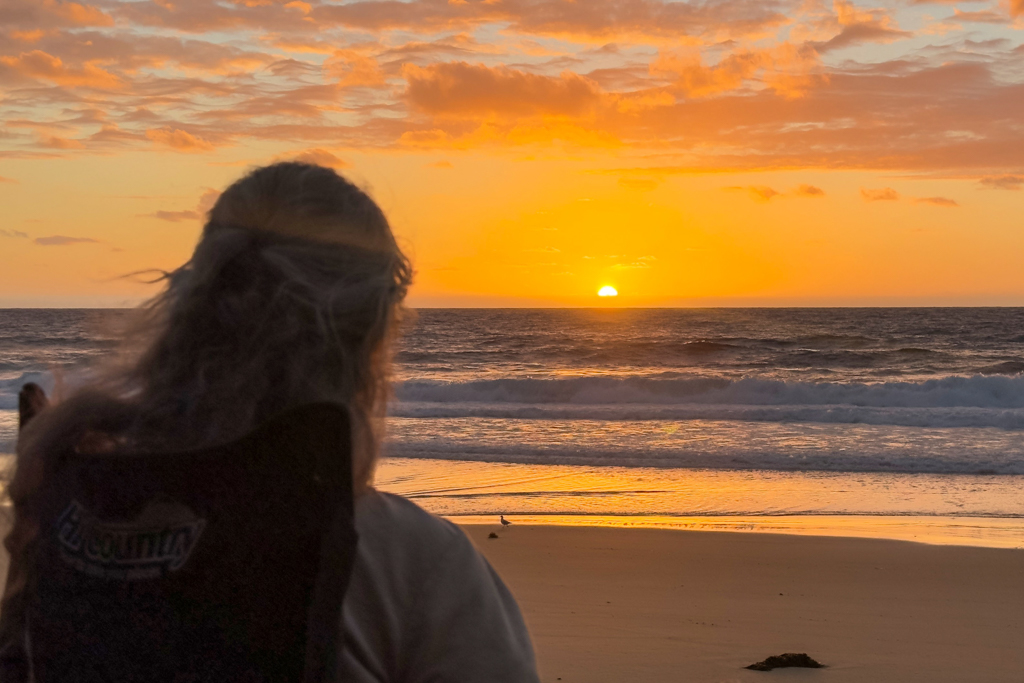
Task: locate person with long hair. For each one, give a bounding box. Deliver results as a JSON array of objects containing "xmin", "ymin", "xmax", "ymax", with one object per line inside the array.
[{"xmin": 1, "ymin": 163, "xmax": 539, "ymax": 682}]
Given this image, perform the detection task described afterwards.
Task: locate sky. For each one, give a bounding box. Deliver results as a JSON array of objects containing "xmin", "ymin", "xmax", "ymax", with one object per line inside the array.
[{"xmin": 1, "ymin": 0, "xmax": 1023, "ymax": 307}]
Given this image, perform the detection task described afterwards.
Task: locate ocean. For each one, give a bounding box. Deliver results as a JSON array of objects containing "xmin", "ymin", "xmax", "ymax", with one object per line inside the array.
[{"xmin": 3, "ymin": 308, "xmax": 1024, "ymax": 547}]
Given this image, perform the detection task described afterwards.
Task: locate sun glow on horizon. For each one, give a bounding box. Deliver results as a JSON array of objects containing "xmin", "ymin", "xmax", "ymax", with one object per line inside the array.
[{"xmin": 598, "ymin": 286, "xmax": 618, "ymax": 297}]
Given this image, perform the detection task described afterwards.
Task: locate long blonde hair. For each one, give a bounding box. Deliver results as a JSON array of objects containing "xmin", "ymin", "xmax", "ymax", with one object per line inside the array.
[{"xmin": 14, "ymin": 162, "xmax": 412, "ymax": 491}]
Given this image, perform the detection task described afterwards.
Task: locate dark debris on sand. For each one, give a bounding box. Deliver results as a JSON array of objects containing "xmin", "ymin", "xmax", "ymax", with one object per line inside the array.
[
  {"xmin": 745, "ymin": 653, "xmax": 825, "ymax": 671},
  {"xmin": 488, "ymin": 532, "xmax": 499, "ymax": 539}
]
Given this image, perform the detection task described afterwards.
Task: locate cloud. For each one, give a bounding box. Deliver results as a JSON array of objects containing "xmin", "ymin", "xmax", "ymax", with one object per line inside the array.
[
  {"xmin": 311, "ymin": 0, "xmax": 791, "ymax": 40},
  {"xmin": 45, "ymin": 0, "xmax": 113, "ymax": 27},
  {"xmin": 40, "ymin": 135, "xmax": 85, "ymax": 149},
  {"xmin": 749, "ymin": 186, "xmax": 780, "ymax": 202},
  {"xmin": 426, "ymin": 160, "xmax": 453, "ymax": 169},
  {"xmin": 145, "ymin": 128, "xmax": 216, "ymax": 153},
  {"xmin": 794, "ymin": 184, "xmax": 825, "ymax": 197},
  {"xmin": 405, "ymin": 62, "xmax": 603, "ymax": 118},
  {"xmin": 653, "ymin": 43, "xmax": 823, "ymax": 98},
  {"xmin": 949, "ymin": 9, "xmax": 1009, "ymax": 24},
  {"xmin": 1010, "ymin": 0, "xmax": 1024, "ymax": 17},
  {"xmin": 723, "ymin": 183, "xmax": 823, "ymax": 199},
  {"xmin": 10, "ymin": 30, "xmax": 47, "ymax": 43},
  {"xmin": 1, "ymin": 0, "xmax": 1022, "ymax": 175},
  {"xmin": 0, "ymin": 50, "xmax": 121, "ymax": 88},
  {"xmin": 861, "ymin": 187, "xmax": 900, "ymax": 201},
  {"xmin": 34, "ymin": 235, "xmax": 100, "ymax": 245},
  {"xmin": 859, "ymin": 189, "xmax": 957, "ymax": 206},
  {"xmin": 726, "ymin": 185, "xmax": 780, "ymax": 202},
  {"xmin": 980, "ymin": 175, "xmax": 1023, "ymax": 190},
  {"xmin": 1, "ymin": 229, "xmax": 29, "ymax": 238},
  {"xmin": 143, "ymin": 188, "xmax": 221, "ymax": 222},
  {"xmin": 816, "ymin": 1, "xmax": 912, "ymax": 52},
  {"xmin": 283, "ymin": 148, "xmax": 349, "ymax": 168},
  {"xmin": 323, "ymin": 50, "xmax": 385, "ymax": 88},
  {"xmin": 0, "ymin": 176, "xmax": 18, "ymax": 184},
  {"xmin": 1, "ymin": 0, "xmax": 113, "ymax": 30},
  {"xmin": 914, "ymin": 196, "xmax": 959, "ymax": 207},
  {"xmin": 145, "ymin": 210, "xmax": 200, "ymax": 222}
]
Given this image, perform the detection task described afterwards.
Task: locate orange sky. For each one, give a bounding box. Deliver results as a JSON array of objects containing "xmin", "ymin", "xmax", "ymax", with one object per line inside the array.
[{"xmin": 1, "ymin": 0, "xmax": 1023, "ymax": 306}]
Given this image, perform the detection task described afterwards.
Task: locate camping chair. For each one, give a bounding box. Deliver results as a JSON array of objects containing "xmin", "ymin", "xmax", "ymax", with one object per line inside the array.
[{"xmin": 23, "ymin": 403, "xmax": 357, "ymax": 683}]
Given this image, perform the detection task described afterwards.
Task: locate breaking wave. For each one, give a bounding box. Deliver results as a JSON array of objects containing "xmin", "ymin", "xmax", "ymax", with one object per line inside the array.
[{"xmin": 392, "ymin": 374, "xmax": 1024, "ymax": 429}]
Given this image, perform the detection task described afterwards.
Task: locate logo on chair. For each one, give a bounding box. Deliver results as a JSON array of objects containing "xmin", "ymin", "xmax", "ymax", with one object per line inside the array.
[{"xmin": 56, "ymin": 498, "xmax": 206, "ymax": 580}]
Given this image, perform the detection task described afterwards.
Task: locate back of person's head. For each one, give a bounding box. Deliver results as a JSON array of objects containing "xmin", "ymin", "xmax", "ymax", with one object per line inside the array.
[{"xmin": 15, "ymin": 162, "xmax": 411, "ymax": 491}]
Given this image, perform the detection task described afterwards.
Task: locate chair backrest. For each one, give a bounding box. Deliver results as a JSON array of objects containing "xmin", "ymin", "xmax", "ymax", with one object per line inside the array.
[{"xmin": 25, "ymin": 403, "xmax": 357, "ymax": 683}]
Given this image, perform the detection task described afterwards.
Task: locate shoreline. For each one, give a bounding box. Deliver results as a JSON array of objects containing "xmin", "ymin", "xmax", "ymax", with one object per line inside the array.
[
  {"xmin": 373, "ymin": 457, "xmax": 1024, "ymax": 550},
  {"xmin": 464, "ymin": 524, "xmax": 1024, "ymax": 682},
  {"xmin": 452, "ymin": 513, "xmax": 1024, "ymax": 549}
]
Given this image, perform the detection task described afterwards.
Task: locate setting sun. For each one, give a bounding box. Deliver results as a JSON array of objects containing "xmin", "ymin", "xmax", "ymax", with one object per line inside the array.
[{"xmin": 598, "ymin": 286, "xmax": 618, "ymax": 297}]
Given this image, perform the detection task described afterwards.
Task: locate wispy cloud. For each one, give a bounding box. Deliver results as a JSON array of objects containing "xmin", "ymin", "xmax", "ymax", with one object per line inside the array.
[
  {"xmin": 861, "ymin": 188, "xmax": 959, "ymax": 206},
  {"xmin": 726, "ymin": 186, "xmax": 780, "ymax": 202},
  {"xmin": 277, "ymin": 148, "xmax": 349, "ymax": 168},
  {"xmin": 144, "ymin": 210, "xmax": 201, "ymax": 222},
  {"xmin": 726, "ymin": 184, "xmax": 828, "ymax": 201},
  {"xmin": 34, "ymin": 235, "xmax": 100, "ymax": 245},
  {"xmin": 142, "ymin": 188, "xmax": 221, "ymax": 223},
  {"xmin": 980, "ymin": 175, "xmax": 1023, "ymax": 190},
  {"xmin": 145, "ymin": 128, "xmax": 216, "ymax": 153},
  {"xmin": 794, "ymin": 184, "xmax": 826, "ymax": 197},
  {"xmin": 1, "ymin": 229, "xmax": 29, "ymax": 239},
  {"xmin": 861, "ymin": 187, "xmax": 900, "ymax": 201},
  {"xmin": 914, "ymin": 196, "xmax": 959, "ymax": 207}
]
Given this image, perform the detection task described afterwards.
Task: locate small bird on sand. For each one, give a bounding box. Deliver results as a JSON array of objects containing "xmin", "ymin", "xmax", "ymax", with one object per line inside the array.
[{"xmin": 500, "ymin": 515, "xmax": 511, "ymax": 527}]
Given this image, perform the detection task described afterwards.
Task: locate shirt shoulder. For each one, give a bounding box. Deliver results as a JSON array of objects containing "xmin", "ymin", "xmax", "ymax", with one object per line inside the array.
[
  {"xmin": 339, "ymin": 491, "xmax": 538, "ymax": 683},
  {"xmin": 354, "ymin": 491, "xmax": 468, "ymax": 566}
]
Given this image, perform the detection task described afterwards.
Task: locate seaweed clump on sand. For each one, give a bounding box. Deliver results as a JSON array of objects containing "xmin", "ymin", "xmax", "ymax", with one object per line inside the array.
[{"xmin": 745, "ymin": 653, "xmax": 825, "ymax": 671}]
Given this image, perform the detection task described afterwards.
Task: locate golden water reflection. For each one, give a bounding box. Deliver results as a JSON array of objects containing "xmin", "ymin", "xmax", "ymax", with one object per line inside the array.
[{"xmin": 375, "ymin": 458, "xmax": 1024, "ymax": 549}]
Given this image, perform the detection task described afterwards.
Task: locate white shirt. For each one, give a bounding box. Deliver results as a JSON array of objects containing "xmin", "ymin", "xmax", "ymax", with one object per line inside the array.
[{"xmin": 338, "ymin": 491, "xmax": 539, "ymax": 683}]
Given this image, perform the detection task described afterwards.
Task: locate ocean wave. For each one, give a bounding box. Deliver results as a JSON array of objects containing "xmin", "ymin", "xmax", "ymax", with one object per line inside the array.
[
  {"xmin": 0, "ymin": 372, "xmax": 56, "ymax": 410},
  {"xmin": 394, "ymin": 374, "xmax": 1024, "ymax": 410},
  {"xmin": 390, "ymin": 401, "xmax": 1024, "ymax": 430}
]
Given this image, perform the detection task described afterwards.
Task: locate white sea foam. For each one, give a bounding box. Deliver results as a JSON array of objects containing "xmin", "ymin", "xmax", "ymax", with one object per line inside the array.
[
  {"xmin": 0, "ymin": 372, "xmax": 56, "ymax": 410},
  {"xmin": 391, "ymin": 401, "xmax": 1024, "ymax": 430}
]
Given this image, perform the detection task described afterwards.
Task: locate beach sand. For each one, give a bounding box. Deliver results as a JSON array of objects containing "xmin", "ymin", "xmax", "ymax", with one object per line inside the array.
[
  {"xmin": 463, "ymin": 525, "xmax": 1024, "ymax": 683},
  {"xmin": 1, "ymin": 519, "xmax": 1020, "ymax": 681}
]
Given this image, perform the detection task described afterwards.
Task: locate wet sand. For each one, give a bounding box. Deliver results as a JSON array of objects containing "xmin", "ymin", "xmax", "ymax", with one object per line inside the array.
[{"xmin": 463, "ymin": 524, "xmax": 1024, "ymax": 683}]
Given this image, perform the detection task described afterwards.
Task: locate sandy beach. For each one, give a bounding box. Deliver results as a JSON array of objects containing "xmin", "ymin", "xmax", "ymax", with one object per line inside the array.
[
  {"xmin": 463, "ymin": 525, "xmax": 1024, "ymax": 683},
  {"xmin": 1, "ymin": 518, "xmax": 1021, "ymax": 681}
]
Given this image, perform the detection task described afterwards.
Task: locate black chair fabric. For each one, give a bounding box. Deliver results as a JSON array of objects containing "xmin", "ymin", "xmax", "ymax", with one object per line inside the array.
[{"xmin": 25, "ymin": 403, "xmax": 357, "ymax": 683}]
